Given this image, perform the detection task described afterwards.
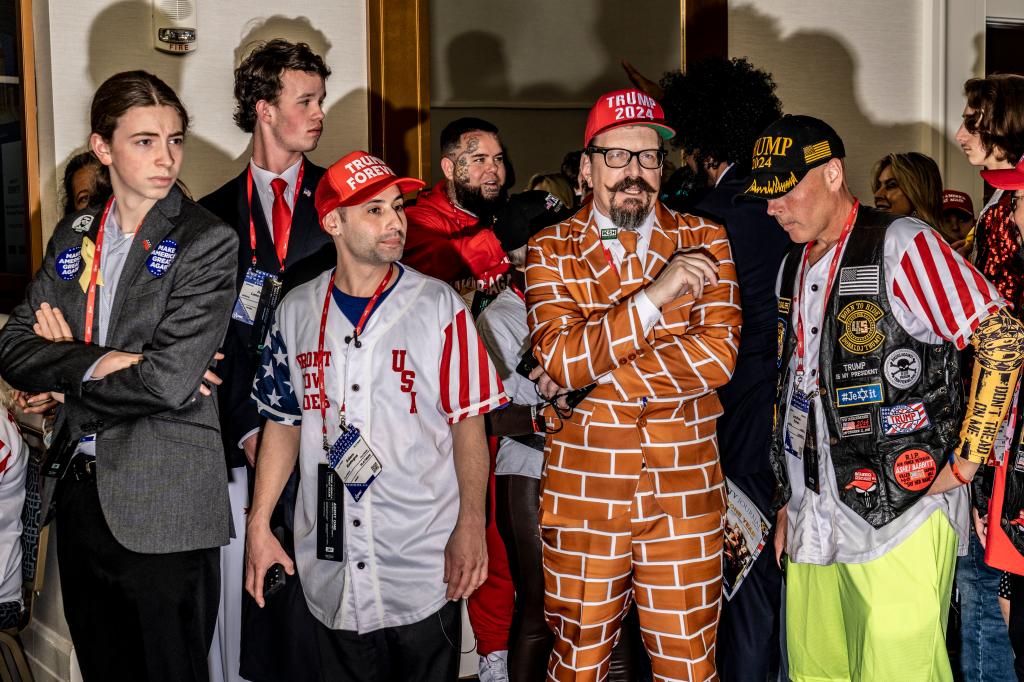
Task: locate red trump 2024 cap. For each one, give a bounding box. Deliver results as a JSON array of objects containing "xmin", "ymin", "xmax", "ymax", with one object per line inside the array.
[{"xmin": 583, "ymin": 88, "xmax": 675, "ymax": 148}]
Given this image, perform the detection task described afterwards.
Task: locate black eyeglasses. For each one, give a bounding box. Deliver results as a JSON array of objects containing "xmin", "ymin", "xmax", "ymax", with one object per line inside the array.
[
  {"xmin": 586, "ymin": 146, "xmax": 665, "ymax": 170},
  {"xmin": 1012, "ymin": 193, "xmax": 1023, "ymax": 211}
]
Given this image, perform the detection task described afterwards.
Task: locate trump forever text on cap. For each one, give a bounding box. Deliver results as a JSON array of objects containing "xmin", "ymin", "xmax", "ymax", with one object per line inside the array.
[
  {"xmin": 735, "ymin": 114, "xmax": 846, "ymax": 201},
  {"xmin": 584, "ymin": 88, "xmax": 675, "ymax": 148},
  {"xmin": 315, "ymin": 151, "xmax": 426, "ymax": 222}
]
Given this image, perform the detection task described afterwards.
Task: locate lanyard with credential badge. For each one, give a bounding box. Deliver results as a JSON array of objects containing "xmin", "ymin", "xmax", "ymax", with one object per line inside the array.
[
  {"xmin": 246, "ymin": 163, "xmax": 305, "ymax": 271},
  {"xmin": 785, "ymin": 199, "xmax": 859, "ymax": 494},
  {"xmin": 314, "ymin": 268, "xmax": 389, "ymax": 504},
  {"xmin": 83, "ymin": 196, "xmax": 144, "ymax": 345}
]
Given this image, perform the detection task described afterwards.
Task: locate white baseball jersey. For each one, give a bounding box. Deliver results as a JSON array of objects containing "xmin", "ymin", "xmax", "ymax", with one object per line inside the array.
[
  {"xmin": 779, "ymin": 217, "xmax": 1003, "ymax": 565},
  {"xmin": 253, "ymin": 265, "xmax": 507, "ymax": 633},
  {"xmin": 0, "ymin": 409, "xmax": 27, "ymax": 609}
]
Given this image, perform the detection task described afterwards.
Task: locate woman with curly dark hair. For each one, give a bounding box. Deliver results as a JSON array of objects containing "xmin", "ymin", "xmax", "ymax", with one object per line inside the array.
[{"xmin": 60, "ymin": 151, "xmax": 111, "ymax": 217}]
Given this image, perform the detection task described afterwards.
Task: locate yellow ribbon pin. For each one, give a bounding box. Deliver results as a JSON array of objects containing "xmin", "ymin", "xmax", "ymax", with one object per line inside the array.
[{"xmin": 78, "ymin": 236, "xmax": 104, "ymax": 293}]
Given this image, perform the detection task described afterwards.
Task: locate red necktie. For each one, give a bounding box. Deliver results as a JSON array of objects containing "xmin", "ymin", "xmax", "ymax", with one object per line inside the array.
[{"xmin": 270, "ymin": 177, "xmax": 291, "ymax": 265}]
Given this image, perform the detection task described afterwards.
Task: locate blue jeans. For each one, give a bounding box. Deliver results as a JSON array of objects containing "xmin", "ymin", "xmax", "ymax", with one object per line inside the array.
[{"xmin": 957, "ymin": 530, "xmax": 1016, "ymax": 682}]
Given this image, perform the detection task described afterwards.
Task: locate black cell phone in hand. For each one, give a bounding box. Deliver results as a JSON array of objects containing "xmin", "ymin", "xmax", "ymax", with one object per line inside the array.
[
  {"xmin": 263, "ymin": 563, "xmax": 287, "ymax": 598},
  {"xmin": 516, "ymin": 351, "xmax": 540, "ymax": 379}
]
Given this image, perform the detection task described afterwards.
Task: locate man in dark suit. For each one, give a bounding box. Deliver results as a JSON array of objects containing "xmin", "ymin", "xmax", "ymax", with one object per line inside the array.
[
  {"xmin": 198, "ymin": 40, "xmax": 330, "ymax": 682},
  {"xmin": 630, "ymin": 56, "xmax": 791, "ymax": 681}
]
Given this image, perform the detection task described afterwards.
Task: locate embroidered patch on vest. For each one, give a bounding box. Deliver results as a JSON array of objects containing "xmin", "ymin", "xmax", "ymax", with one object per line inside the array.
[
  {"xmin": 837, "ymin": 265, "xmax": 880, "ymax": 296},
  {"xmin": 883, "ymin": 349, "xmax": 921, "ymax": 390},
  {"xmin": 833, "ymin": 357, "xmax": 881, "ymax": 385},
  {"xmin": 881, "ymin": 402, "xmax": 930, "ymax": 435},
  {"xmin": 836, "ymin": 383, "xmax": 883, "ymax": 408},
  {"xmin": 778, "ymin": 297, "xmax": 792, "ymax": 314},
  {"xmin": 840, "ymin": 412, "xmax": 872, "ymax": 437},
  {"xmin": 837, "ymin": 300, "xmax": 885, "ymax": 354},
  {"xmin": 845, "ymin": 468, "xmax": 878, "ymax": 493},
  {"xmin": 892, "ymin": 449, "xmax": 936, "ymax": 491}
]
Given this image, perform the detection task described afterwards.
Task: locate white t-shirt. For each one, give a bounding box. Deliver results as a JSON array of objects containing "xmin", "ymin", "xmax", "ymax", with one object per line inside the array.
[{"xmin": 0, "ymin": 409, "xmax": 27, "ymax": 608}]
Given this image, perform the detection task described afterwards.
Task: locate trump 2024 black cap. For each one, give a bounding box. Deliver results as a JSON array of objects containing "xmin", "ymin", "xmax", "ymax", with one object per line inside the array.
[{"xmin": 735, "ymin": 114, "xmax": 846, "ymax": 201}]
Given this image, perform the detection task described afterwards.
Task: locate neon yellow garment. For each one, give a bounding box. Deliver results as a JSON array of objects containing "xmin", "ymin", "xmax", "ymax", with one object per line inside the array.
[{"xmin": 786, "ymin": 510, "xmax": 957, "ymax": 682}]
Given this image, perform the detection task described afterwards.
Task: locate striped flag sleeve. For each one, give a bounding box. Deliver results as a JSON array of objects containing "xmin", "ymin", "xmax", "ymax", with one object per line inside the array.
[
  {"xmin": 892, "ymin": 229, "xmax": 1004, "ymax": 349},
  {"xmin": 440, "ymin": 308, "xmax": 509, "ymax": 424}
]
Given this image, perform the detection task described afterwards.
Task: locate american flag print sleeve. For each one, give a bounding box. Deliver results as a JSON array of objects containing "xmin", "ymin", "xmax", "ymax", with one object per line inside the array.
[
  {"xmin": 439, "ymin": 307, "xmax": 509, "ymax": 424},
  {"xmin": 252, "ymin": 319, "xmax": 302, "ymax": 426}
]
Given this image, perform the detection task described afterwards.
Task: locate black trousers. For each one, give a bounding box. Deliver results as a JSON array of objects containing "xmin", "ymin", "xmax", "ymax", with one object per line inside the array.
[
  {"xmin": 315, "ymin": 600, "xmax": 461, "ymax": 682},
  {"xmin": 715, "ymin": 470, "xmax": 782, "ymax": 682},
  {"xmin": 495, "ymin": 474, "xmax": 651, "ymax": 682},
  {"xmin": 55, "ymin": 474, "xmax": 220, "ymax": 682}
]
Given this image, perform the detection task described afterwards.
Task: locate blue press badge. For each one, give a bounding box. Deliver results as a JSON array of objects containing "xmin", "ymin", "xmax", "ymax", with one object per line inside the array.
[
  {"xmin": 327, "ymin": 426, "xmax": 382, "ymax": 502},
  {"xmin": 56, "ymin": 246, "xmax": 82, "ymax": 280},
  {"xmin": 146, "ymin": 239, "xmax": 177, "ymax": 277}
]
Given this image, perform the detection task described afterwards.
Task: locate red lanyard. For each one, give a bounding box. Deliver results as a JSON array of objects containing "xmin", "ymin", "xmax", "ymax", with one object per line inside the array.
[
  {"xmin": 793, "ymin": 200, "xmax": 860, "ymax": 379},
  {"xmin": 83, "ymin": 197, "xmax": 143, "ymax": 345},
  {"xmin": 509, "ymin": 281, "xmax": 526, "ymax": 303},
  {"xmin": 601, "ymin": 243, "xmax": 618, "ymax": 275},
  {"xmin": 246, "ymin": 162, "xmax": 305, "ymax": 271},
  {"xmin": 315, "ymin": 265, "xmax": 394, "ymax": 449}
]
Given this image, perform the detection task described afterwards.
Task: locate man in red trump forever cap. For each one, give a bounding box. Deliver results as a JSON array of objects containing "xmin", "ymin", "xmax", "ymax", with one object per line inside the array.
[
  {"xmin": 525, "ymin": 89, "xmax": 741, "ymax": 680},
  {"xmin": 245, "ymin": 151, "xmax": 509, "ymax": 681}
]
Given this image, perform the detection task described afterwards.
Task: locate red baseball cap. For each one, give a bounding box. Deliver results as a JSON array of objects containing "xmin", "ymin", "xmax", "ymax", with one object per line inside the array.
[
  {"xmin": 315, "ymin": 151, "xmax": 425, "ymax": 222},
  {"xmin": 981, "ymin": 155, "xmax": 1024, "ymax": 191},
  {"xmin": 583, "ymin": 88, "xmax": 675, "ymax": 148},
  {"xmin": 941, "ymin": 189, "xmax": 974, "ymax": 218}
]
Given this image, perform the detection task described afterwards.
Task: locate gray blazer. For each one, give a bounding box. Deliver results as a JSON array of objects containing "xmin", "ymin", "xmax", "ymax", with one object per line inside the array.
[{"xmin": 0, "ymin": 186, "xmax": 238, "ymax": 554}]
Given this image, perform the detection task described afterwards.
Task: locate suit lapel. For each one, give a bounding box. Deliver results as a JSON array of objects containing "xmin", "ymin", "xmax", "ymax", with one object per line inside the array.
[
  {"xmin": 285, "ymin": 158, "xmax": 323, "ymax": 268},
  {"xmin": 644, "ymin": 203, "xmax": 678, "ymax": 280},
  {"xmin": 107, "ymin": 187, "xmax": 181, "ymax": 342}
]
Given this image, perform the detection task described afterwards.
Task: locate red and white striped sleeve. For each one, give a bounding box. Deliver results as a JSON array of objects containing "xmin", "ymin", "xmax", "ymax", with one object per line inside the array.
[
  {"xmin": 891, "ymin": 227, "xmax": 1005, "ymax": 349},
  {"xmin": 440, "ymin": 307, "xmax": 509, "ymax": 424}
]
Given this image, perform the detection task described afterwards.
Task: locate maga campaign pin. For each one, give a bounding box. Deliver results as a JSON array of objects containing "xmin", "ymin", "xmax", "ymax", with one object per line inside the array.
[
  {"xmin": 56, "ymin": 246, "xmax": 82, "ymax": 280},
  {"xmin": 146, "ymin": 239, "xmax": 178, "ymax": 277}
]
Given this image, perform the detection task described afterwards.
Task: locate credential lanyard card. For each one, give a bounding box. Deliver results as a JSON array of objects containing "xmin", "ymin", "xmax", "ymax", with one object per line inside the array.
[
  {"xmin": 803, "ymin": 402, "xmax": 820, "ymax": 494},
  {"xmin": 786, "ymin": 389, "xmax": 811, "ymax": 460},
  {"xmin": 317, "ymin": 463, "xmax": 344, "ymax": 562},
  {"xmin": 232, "ymin": 267, "xmax": 271, "ymax": 325},
  {"xmin": 249, "ymin": 273, "xmax": 283, "ymax": 353},
  {"xmin": 327, "ymin": 426, "xmax": 382, "ymax": 502}
]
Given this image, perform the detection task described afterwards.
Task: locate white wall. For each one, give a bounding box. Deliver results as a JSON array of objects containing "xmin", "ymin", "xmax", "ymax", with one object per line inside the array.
[
  {"xmin": 33, "ymin": 0, "xmax": 369, "ymax": 244},
  {"xmin": 728, "ymin": 0, "xmax": 937, "ymax": 202}
]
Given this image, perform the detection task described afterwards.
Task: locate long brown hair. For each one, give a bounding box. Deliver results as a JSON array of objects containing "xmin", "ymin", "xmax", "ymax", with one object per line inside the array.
[
  {"xmin": 963, "ymin": 74, "xmax": 1024, "ymax": 164},
  {"xmin": 90, "ymin": 70, "xmax": 189, "ymax": 140},
  {"xmin": 871, "ymin": 152, "xmax": 943, "ymax": 230}
]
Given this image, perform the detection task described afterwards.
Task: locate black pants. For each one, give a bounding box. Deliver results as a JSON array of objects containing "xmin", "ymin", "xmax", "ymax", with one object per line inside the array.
[
  {"xmin": 495, "ymin": 474, "xmax": 651, "ymax": 682},
  {"xmin": 315, "ymin": 600, "xmax": 461, "ymax": 682},
  {"xmin": 56, "ymin": 475, "xmax": 220, "ymax": 682},
  {"xmin": 715, "ymin": 470, "xmax": 782, "ymax": 682}
]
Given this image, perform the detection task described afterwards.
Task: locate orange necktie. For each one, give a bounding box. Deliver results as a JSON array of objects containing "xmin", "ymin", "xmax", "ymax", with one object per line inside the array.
[{"xmin": 618, "ymin": 229, "xmax": 643, "ymax": 287}]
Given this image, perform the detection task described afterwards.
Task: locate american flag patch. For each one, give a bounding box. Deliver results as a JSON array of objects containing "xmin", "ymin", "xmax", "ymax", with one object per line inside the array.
[
  {"xmin": 803, "ymin": 141, "xmax": 832, "ymax": 164},
  {"xmin": 881, "ymin": 402, "xmax": 930, "ymax": 435},
  {"xmin": 838, "ymin": 266, "xmax": 880, "ymax": 296}
]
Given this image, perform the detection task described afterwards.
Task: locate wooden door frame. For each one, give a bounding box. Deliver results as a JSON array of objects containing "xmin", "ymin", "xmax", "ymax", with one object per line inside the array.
[{"xmin": 366, "ymin": 0, "xmax": 727, "ymax": 185}]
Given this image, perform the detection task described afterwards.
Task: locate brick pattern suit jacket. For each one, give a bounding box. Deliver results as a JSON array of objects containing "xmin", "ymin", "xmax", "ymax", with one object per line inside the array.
[{"xmin": 525, "ymin": 200, "xmax": 741, "ymax": 520}]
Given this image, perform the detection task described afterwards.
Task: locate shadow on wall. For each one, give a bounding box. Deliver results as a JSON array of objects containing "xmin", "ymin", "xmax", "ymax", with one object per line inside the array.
[
  {"xmin": 431, "ymin": 0, "xmax": 679, "ymax": 186},
  {"xmin": 431, "ymin": 2, "xmax": 984, "ymax": 202},
  {"xmin": 730, "ymin": 4, "xmax": 981, "ymax": 201},
  {"xmin": 50, "ymin": 4, "xmax": 368, "ymax": 224}
]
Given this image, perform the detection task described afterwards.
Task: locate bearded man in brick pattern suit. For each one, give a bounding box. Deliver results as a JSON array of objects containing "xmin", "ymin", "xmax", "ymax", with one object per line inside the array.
[{"xmin": 525, "ymin": 88, "xmax": 741, "ymax": 682}]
